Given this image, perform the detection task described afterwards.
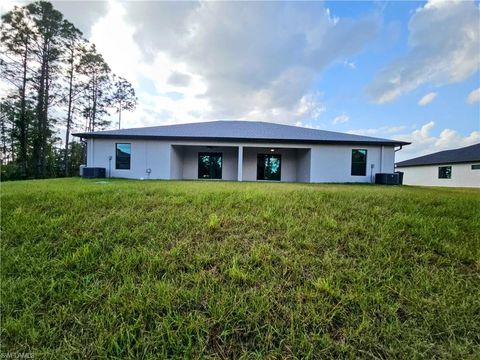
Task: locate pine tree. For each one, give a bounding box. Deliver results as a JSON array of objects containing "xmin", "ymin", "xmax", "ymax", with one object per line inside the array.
[
  {"xmin": 1, "ymin": 5, "xmax": 37, "ymax": 178},
  {"xmin": 80, "ymin": 45, "xmax": 112, "ymax": 132},
  {"xmin": 110, "ymin": 76, "xmax": 137, "ymax": 129},
  {"xmin": 0, "ymin": 1, "xmax": 137, "ymax": 180},
  {"xmin": 27, "ymin": 1, "xmax": 64, "ymax": 178},
  {"xmin": 60, "ymin": 20, "xmax": 85, "ymax": 176}
]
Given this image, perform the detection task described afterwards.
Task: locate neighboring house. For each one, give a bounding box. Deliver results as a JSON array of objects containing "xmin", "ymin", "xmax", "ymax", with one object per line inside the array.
[
  {"xmin": 73, "ymin": 120, "xmax": 409, "ymax": 183},
  {"xmin": 396, "ymin": 143, "xmax": 480, "ymax": 188}
]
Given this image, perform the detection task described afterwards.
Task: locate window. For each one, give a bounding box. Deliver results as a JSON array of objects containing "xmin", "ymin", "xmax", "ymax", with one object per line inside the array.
[
  {"xmin": 198, "ymin": 153, "xmax": 222, "ymax": 179},
  {"xmin": 351, "ymin": 149, "xmax": 367, "ymax": 176},
  {"xmin": 438, "ymin": 166, "xmax": 452, "ymax": 179},
  {"xmin": 257, "ymin": 154, "xmax": 281, "ymax": 181},
  {"xmin": 116, "ymin": 143, "xmax": 131, "ymax": 169},
  {"xmin": 472, "ymin": 164, "xmax": 480, "ymax": 170}
]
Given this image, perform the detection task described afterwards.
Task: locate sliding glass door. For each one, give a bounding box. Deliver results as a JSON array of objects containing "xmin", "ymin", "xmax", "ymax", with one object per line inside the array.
[
  {"xmin": 257, "ymin": 154, "xmax": 281, "ymax": 181},
  {"xmin": 198, "ymin": 152, "xmax": 222, "ymax": 179}
]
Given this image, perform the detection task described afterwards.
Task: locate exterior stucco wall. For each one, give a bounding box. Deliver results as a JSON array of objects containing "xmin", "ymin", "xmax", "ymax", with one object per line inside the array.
[
  {"xmin": 381, "ymin": 146, "xmax": 395, "ymax": 173},
  {"xmin": 296, "ymin": 149, "xmax": 311, "ymax": 182},
  {"xmin": 87, "ymin": 138, "xmax": 171, "ymax": 179},
  {"xmin": 310, "ymin": 144, "xmax": 395, "ymax": 183},
  {"xmin": 86, "ymin": 138, "xmax": 397, "ymax": 183},
  {"xmin": 170, "ymin": 145, "xmax": 184, "ymax": 180},
  {"xmin": 397, "ymin": 163, "xmax": 480, "ymax": 188}
]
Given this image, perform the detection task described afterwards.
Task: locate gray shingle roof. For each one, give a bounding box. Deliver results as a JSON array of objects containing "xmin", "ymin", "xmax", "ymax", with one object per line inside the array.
[
  {"xmin": 396, "ymin": 143, "xmax": 480, "ymax": 167},
  {"xmin": 73, "ymin": 120, "xmax": 409, "ymax": 146}
]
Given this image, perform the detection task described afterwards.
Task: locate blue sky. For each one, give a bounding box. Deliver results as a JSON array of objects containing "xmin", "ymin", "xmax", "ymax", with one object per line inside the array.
[
  {"xmin": 1, "ymin": 0, "xmax": 479, "ymax": 160},
  {"xmin": 318, "ymin": 1, "xmax": 479, "ymax": 139}
]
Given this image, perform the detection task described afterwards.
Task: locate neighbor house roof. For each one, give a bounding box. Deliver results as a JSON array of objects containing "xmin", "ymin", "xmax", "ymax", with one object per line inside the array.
[
  {"xmin": 396, "ymin": 143, "xmax": 480, "ymax": 167},
  {"xmin": 73, "ymin": 120, "xmax": 409, "ymax": 146}
]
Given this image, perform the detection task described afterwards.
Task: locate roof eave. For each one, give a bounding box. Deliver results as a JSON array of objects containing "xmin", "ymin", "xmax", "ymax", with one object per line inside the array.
[
  {"xmin": 396, "ymin": 159, "xmax": 480, "ymax": 167},
  {"xmin": 72, "ymin": 133, "xmax": 410, "ymax": 146}
]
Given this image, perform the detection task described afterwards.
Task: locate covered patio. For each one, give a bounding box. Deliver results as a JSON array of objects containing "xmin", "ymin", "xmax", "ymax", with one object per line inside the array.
[{"xmin": 170, "ymin": 144, "xmax": 311, "ymax": 182}]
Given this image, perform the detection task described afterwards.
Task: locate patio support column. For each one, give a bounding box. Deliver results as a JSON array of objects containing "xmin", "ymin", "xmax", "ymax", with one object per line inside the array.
[{"xmin": 238, "ymin": 145, "xmax": 243, "ymax": 181}]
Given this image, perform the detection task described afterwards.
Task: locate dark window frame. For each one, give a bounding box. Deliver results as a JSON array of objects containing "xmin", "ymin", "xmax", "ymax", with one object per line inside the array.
[
  {"xmin": 472, "ymin": 164, "xmax": 480, "ymax": 170},
  {"xmin": 438, "ymin": 166, "xmax": 452, "ymax": 179},
  {"xmin": 198, "ymin": 152, "xmax": 223, "ymax": 179},
  {"xmin": 115, "ymin": 143, "xmax": 131, "ymax": 170},
  {"xmin": 257, "ymin": 153, "xmax": 282, "ymax": 181},
  {"xmin": 351, "ymin": 149, "xmax": 367, "ymax": 176}
]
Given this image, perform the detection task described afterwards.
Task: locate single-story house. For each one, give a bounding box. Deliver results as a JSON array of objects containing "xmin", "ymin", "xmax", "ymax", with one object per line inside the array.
[
  {"xmin": 73, "ymin": 120, "xmax": 409, "ymax": 183},
  {"xmin": 396, "ymin": 143, "xmax": 480, "ymax": 188}
]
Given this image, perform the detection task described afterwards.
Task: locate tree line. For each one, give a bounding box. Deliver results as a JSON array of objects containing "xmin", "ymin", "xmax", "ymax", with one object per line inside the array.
[{"xmin": 0, "ymin": 1, "xmax": 137, "ymax": 180}]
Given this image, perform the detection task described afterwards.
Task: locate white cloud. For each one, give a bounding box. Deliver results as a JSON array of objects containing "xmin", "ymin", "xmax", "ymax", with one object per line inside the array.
[
  {"xmin": 117, "ymin": 1, "xmax": 378, "ymax": 124},
  {"xmin": 349, "ymin": 121, "xmax": 480, "ymax": 161},
  {"xmin": 342, "ymin": 60, "xmax": 356, "ymax": 69},
  {"xmin": 18, "ymin": 0, "xmax": 378, "ymax": 129},
  {"xmin": 245, "ymin": 91, "xmax": 327, "ymax": 125},
  {"xmin": 1, "ymin": 1, "xmax": 378, "ymax": 127},
  {"xmin": 295, "ymin": 121, "xmax": 322, "ymax": 130},
  {"xmin": 393, "ymin": 121, "xmax": 480, "ymax": 161},
  {"xmin": 467, "ymin": 88, "xmax": 480, "ymax": 104},
  {"xmin": 89, "ymin": 1, "xmax": 141, "ymax": 86},
  {"xmin": 84, "ymin": 1, "xmax": 212, "ymax": 129},
  {"xmin": 167, "ymin": 72, "xmax": 191, "ymax": 87},
  {"xmin": 0, "ymin": 0, "xmax": 20, "ymax": 16},
  {"xmin": 347, "ymin": 125, "xmax": 406, "ymax": 136},
  {"xmin": 367, "ymin": 0, "xmax": 480, "ymax": 103},
  {"xmin": 418, "ymin": 92, "xmax": 437, "ymax": 106},
  {"xmin": 52, "ymin": 1, "xmax": 109, "ymax": 37},
  {"xmin": 332, "ymin": 114, "xmax": 350, "ymax": 125}
]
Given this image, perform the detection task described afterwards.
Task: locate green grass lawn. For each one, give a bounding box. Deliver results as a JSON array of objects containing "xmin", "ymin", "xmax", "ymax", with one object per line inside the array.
[{"xmin": 1, "ymin": 179, "xmax": 479, "ymax": 359}]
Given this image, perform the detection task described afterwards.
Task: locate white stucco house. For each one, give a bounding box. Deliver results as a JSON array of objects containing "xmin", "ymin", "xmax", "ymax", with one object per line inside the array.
[
  {"xmin": 73, "ymin": 120, "xmax": 409, "ymax": 183},
  {"xmin": 396, "ymin": 143, "xmax": 480, "ymax": 188}
]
